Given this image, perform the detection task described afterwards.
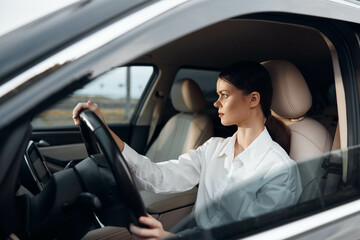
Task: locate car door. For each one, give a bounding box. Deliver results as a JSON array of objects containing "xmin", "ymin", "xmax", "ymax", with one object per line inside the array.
[{"xmin": 167, "ymin": 2, "xmax": 360, "ymax": 239}]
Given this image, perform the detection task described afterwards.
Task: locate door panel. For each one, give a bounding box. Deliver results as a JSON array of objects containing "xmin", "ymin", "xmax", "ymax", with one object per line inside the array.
[
  {"xmin": 39, "ymin": 143, "xmax": 87, "ymax": 171},
  {"xmin": 31, "ymin": 122, "xmax": 135, "ymax": 171},
  {"xmin": 31, "ymin": 129, "xmax": 83, "ymax": 146}
]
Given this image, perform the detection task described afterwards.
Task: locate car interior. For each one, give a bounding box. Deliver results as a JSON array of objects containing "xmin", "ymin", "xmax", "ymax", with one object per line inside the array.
[{"xmin": 15, "ymin": 15, "xmax": 350, "ymax": 239}]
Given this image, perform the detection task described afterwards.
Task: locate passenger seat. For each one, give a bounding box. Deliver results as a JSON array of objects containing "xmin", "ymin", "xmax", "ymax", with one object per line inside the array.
[
  {"xmin": 262, "ymin": 60, "xmax": 332, "ymax": 203},
  {"xmin": 146, "ymin": 78, "xmax": 213, "ymax": 162}
]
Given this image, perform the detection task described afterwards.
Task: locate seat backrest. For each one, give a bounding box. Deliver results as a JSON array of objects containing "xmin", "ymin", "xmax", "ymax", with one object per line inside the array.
[
  {"xmin": 142, "ymin": 79, "xmax": 212, "ymax": 227},
  {"xmin": 262, "ymin": 60, "xmax": 332, "ymax": 203},
  {"xmin": 146, "ymin": 78, "xmax": 213, "ymax": 162}
]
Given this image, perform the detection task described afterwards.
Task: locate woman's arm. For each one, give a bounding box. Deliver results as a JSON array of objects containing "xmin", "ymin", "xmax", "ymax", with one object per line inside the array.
[
  {"xmin": 122, "ymin": 140, "xmax": 205, "ymax": 193},
  {"xmin": 73, "ymin": 101, "xmax": 206, "ymax": 193}
]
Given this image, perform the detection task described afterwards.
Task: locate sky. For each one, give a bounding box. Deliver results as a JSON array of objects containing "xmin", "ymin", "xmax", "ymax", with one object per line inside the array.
[
  {"xmin": 0, "ymin": 0, "xmax": 78, "ymax": 36},
  {"xmin": 74, "ymin": 66, "xmax": 154, "ymax": 99}
]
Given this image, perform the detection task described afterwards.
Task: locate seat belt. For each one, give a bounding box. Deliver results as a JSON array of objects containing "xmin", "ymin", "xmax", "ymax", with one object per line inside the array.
[
  {"xmin": 323, "ymin": 124, "xmax": 342, "ymax": 195},
  {"xmin": 147, "ymin": 90, "xmax": 164, "ymax": 146}
]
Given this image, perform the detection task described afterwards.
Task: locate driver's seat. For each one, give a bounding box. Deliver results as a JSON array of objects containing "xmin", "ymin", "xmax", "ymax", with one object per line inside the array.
[{"xmin": 262, "ymin": 60, "xmax": 332, "ymax": 203}]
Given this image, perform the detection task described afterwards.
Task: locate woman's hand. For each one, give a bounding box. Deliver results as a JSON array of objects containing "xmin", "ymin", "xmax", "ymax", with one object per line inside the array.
[
  {"xmin": 130, "ymin": 214, "xmax": 175, "ymax": 240},
  {"xmin": 72, "ymin": 100, "xmax": 105, "ymax": 126},
  {"xmin": 72, "ymin": 100, "xmax": 125, "ymax": 151}
]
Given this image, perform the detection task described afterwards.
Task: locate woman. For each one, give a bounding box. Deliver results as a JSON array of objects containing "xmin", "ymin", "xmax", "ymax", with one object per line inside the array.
[{"xmin": 73, "ymin": 61, "xmax": 302, "ymax": 239}]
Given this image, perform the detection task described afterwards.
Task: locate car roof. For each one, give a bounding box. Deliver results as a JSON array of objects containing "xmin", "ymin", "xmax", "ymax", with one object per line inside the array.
[{"xmin": 1, "ymin": 0, "xmax": 360, "ymax": 84}]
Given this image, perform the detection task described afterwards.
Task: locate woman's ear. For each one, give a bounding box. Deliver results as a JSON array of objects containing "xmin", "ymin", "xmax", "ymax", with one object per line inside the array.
[{"xmin": 249, "ymin": 91, "xmax": 261, "ymax": 108}]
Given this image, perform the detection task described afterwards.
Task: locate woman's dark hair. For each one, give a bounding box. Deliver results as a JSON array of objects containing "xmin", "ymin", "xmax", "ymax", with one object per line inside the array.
[{"xmin": 218, "ymin": 61, "xmax": 291, "ymax": 154}]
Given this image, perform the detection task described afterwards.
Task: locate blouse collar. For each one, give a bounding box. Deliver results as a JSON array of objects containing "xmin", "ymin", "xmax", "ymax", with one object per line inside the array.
[{"xmin": 219, "ymin": 127, "xmax": 273, "ymax": 170}]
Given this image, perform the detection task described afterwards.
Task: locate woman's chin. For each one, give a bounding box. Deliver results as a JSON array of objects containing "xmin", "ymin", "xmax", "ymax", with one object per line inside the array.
[{"xmin": 220, "ymin": 120, "xmax": 232, "ymax": 126}]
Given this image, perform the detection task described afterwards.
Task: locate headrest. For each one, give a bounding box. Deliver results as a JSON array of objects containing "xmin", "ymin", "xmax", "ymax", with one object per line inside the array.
[
  {"xmin": 262, "ymin": 60, "xmax": 312, "ymax": 119},
  {"xmin": 171, "ymin": 78, "xmax": 206, "ymax": 113}
]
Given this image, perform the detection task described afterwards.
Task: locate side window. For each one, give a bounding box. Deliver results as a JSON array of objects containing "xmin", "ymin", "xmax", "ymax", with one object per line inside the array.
[
  {"xmin": 174, "ymin": 68, "xmax": 236, "ymax": 138},
  {"xmin": 175, "ymin": 68, "xmax": 220, "ymax": 106},
  {"xmin": 32, "ymin": 66, "xmax": 154, "ymax": 128}
]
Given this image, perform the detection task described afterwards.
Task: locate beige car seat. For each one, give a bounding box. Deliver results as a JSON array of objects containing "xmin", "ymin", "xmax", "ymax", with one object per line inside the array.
[
  {"xmin": 262, "ymin": 60, "xmax": 332, "ymax": 203},
  {"xmin": 146, "ymin": 78, "xmax": 213, "ymax": 162},
  {"xmin": 141, "ymin": 78, "xmax": 213, "ymax": 229}
]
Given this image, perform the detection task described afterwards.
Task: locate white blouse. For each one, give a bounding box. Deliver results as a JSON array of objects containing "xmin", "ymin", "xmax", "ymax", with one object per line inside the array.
[{"xmin": 122, "ymin": 128, "xmax": 302, "ymax": 229}]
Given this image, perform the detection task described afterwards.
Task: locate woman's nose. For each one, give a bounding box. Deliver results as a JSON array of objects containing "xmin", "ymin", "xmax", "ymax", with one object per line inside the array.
[{"xmin": 214, "ymin": 99, "xmax": 220, "ymax": 108}]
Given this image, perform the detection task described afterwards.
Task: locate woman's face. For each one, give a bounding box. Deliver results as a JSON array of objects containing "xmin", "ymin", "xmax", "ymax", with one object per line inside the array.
[{"xmin": 214, "ymin": 78, "xmax": 255, "ymax": 126}]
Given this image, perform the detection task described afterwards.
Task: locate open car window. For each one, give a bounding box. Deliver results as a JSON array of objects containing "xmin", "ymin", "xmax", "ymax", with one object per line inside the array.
[
  {"xmin": 31, "ymin": 66, "xmax": 154, "ymax": 128},
  {"xmin": 171, "ymin": 146, "xmax": 358, "ymax": 239}
]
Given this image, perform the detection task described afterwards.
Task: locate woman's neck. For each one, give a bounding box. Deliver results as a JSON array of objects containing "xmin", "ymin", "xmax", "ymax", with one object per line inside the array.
[
  {"xmin": 234, "ymin": 118, "xmax": 265, "ymax": 158},
  {"xmin": 236, "ymin": 125, "xmax": 264, "ymax": 148}
]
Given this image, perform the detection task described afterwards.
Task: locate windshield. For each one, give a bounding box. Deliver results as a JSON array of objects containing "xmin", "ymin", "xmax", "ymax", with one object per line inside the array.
[
  {"xmin": 0, "ymin": 0, "xmax": 149, "ymax": 89},
  {"xmin": 0, "ymin": 0, "xmax": 79, "ymax": 37}
]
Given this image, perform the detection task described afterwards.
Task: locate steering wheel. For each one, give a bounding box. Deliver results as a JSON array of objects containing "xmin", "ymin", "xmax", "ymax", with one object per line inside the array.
[{"xmin": 78, "ymin": 110, "xmax": 147, "ymax": 226}]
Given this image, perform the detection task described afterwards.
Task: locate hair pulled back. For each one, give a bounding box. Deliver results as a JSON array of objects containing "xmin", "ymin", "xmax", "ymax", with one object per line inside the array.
[{"xmin": 218, "ymin": 61, "xmax": 291, "ymax": 154}]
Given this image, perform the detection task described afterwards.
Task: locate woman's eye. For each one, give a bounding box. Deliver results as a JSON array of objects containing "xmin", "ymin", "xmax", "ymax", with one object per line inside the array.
[{"xmin": 222, "ymin": 94, "xmax": 228, "ymax": 99}]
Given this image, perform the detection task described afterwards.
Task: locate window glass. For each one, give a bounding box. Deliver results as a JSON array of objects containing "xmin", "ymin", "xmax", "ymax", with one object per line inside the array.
[
  {"xmin": 32, "ymin": 66, "xmax": 154, "ymax": 127},
  {"xmin": 175, "ymin": 68, "xmax": 220, "ymax": 105},
  {"xmin": 173, "ymin": 68, "xmax": 236, "ymax": 138},
  {"xmin": 172, "ymin": 146, "xmax": 358, "ymax": 239}
]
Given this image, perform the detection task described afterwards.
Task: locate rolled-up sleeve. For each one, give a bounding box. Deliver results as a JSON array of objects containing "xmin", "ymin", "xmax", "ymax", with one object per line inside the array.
[{"xmin": 122, "ymin": 140, "xmax": 209, "ymax": 194}]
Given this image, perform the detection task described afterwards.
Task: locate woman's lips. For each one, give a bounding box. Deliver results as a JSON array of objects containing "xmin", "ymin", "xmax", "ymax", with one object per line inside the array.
[{"xmin": 219, "ymin": 113, "xmax": 224, "ymax": 117}]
